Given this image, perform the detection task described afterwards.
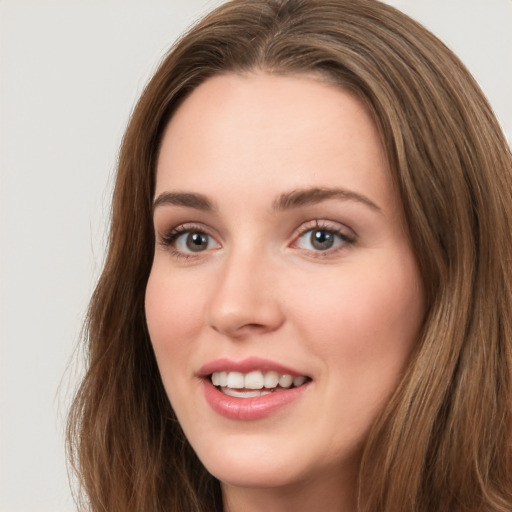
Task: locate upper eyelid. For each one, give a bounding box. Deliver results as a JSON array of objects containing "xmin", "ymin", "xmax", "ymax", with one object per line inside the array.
[
  {"xmin": 160, "ymin": 221, "xmax": 215, "ymax": 236},
  {"xmin": 292, "ymin": 219, "xmax": 356, "ymax": 238},
  {"xmin": 157, "ymin": 222, "xmax": 220, "ymax": 246}
]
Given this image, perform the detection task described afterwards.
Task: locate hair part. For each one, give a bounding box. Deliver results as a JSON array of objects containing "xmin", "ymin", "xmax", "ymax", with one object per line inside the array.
[{"xmin": 67, "ymin": 1, "xmax": 512, "ymax": 510}]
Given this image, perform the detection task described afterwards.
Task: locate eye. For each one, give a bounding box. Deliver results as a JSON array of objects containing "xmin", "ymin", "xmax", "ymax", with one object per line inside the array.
[
  {"xmin": 176, "ymin": 231, "xmax": 215, "ymax": 252},
  {"xmin": 293, "ymin": 222, "xmax": 355, "ymax": 254},
  {"xmin": 297, "ymin": 228, "xmax": 342, "ymax": 251},
  {"xmin": 160, "ymin": 224, "xmax": 221, "ymax": 257}
]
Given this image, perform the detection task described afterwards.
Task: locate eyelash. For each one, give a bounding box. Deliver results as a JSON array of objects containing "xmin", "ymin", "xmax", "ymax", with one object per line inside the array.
[{"xmin": 158, "ymin": 220, "xmax": 356, "ymax": 260}]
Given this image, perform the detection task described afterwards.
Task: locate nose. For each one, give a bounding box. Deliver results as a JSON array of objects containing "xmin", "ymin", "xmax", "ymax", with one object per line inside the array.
[{"xmin": 206, "ymin": 249, "xmax": 285, "ymax": 339}]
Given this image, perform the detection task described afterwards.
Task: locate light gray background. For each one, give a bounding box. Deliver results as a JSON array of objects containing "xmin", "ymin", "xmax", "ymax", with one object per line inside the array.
[{"xmin": 0, "ymin": 1, "xmax": 510, "ymax": 511}]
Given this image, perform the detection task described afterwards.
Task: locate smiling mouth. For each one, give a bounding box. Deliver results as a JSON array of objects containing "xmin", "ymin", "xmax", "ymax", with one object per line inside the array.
[{"xmin": 210, "ymin": 370, "xmax": 311, "ymax": 398}]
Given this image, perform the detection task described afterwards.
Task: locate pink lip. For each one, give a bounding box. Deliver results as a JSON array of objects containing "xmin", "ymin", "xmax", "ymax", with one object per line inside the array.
[
  {"xmin": 198, "ymin": 357, "xmax": 306, "ymax": 377},
  {"xmin": 198, "ymin": 357, "xmax": 311, "ymax": 421},
  {"xmin": 201, "ymin": 379, "xmax": 310, "ymax": 421}
]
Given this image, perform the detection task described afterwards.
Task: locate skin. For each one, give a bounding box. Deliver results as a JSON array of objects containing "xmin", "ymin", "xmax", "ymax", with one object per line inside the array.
[{"xmin": 145, "ymin": 72, "xmax": 425, "ymax": 512}]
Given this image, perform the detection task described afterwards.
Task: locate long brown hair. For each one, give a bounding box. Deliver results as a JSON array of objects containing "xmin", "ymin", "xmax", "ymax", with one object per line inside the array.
[{"xmin": 67, "ymin": 1, "xmax": 512, "ymax": 510}]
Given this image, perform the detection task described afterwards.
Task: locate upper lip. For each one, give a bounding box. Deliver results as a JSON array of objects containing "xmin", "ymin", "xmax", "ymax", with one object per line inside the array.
[{"xmin": 198, "ymin": 357, "xmax": 309, "ymax": 378}]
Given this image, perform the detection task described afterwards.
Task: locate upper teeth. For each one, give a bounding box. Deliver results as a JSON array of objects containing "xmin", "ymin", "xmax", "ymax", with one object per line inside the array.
[{"xmin": 211, "ymin": 370, "xmax": 307, "ymax": 389}]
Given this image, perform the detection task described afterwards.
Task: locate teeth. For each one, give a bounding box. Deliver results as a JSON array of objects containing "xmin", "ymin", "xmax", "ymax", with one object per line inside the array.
[
  {"xmin": 210, "ymin": 370, "xmax": 308, "ymax": 391},
  {"xmin": 212, "ymin": 371, "xmax": 228, "ymax": 387},
  {"xmin": 293, "ymin": 376, "xmax": 307, "ymax": 387},
  {"xmin": 226, "ymin": 371, "xmax": 244, "ymax": 388},
  {"xmin": 222, "ymin": 388, "xmax": 272, "ymax": 398},
  {"xmin": 264, "ymin": 371, "xmax": 279, "ymax": 388},
  {"xmin": 279, "ymin": 374, "xmax": 293, "ymax": 388},
  {"xmin": 245, "ymin": 370, "xmax": 265, "ymax": 389}
]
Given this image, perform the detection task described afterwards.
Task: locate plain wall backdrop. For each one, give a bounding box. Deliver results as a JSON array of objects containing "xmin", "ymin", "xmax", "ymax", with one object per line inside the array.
[{"xmin": 0, "ymin": 1, "xmax": 510, "ymax": 511}]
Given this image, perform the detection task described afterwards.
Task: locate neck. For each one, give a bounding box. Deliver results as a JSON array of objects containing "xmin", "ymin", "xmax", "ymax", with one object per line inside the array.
[{"xmin": 221, "ymin": 468, "xmax": 358, "ymax": 512}]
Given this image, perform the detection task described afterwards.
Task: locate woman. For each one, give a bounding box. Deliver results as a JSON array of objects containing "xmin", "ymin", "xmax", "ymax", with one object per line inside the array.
[{"xmin": 67, "ymin": 1, "xmax": 512, "ymax": 511}]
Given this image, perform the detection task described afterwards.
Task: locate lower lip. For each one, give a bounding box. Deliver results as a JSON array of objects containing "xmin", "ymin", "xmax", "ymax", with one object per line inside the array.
[{"xmin": 201, "ymin": 379, "xmax": 310, "ymax": 420}]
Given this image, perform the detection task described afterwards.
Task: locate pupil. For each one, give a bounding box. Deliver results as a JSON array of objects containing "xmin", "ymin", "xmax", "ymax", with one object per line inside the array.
[
  {"xmin": 186, "ymin": 232, "xmax": 208, "ymax": 251},
  {"xmin": 311, "ymin": 230, "xmax": 334, "ymax": 250}
]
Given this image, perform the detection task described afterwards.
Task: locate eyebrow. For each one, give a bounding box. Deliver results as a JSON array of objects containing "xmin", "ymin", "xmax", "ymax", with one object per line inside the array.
[
  {"xmin": 272, "ymin": 187, "xmax": 381, "ymax": 213},
  {"xmin": 152, "ymin": 192, "xmax": 214, "ymax": 212},
  {"xmin": 152, "ymin": 186, "xmax": 381, "ymax": 214}
]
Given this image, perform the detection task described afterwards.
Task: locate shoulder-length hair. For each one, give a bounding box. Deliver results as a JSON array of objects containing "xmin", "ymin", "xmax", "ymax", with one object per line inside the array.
[{"xmin": 67, "ymin": 1, "xmax": 512, "ymax": 510}]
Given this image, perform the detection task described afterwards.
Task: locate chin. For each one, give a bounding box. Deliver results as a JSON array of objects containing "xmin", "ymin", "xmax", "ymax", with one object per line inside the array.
[
  {"xmin": 192, "ymin": 435, "xmax": 302, "ymax": 486},
  {"xmin": 193, "ymin": 431, "xmax": 351, "ymax": 492},
  {"xmin": 206, "ymin": 458, "xmax": 307, "ymax": 490}
]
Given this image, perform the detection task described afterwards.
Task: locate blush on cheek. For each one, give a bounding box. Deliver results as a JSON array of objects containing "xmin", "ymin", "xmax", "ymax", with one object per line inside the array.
[
  {"xmin": 292, "ymin": 265, "xmax": 421, "ymax": 368},
  {"xmin": 146, "ymin": 273, "xmax": 197, "ymax": 339}
]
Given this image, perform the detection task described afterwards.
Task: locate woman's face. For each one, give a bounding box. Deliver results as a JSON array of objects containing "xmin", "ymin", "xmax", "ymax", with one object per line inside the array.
[{"xmin": 146, "ymin": 73, "xmax": 424, "ymax": 498}]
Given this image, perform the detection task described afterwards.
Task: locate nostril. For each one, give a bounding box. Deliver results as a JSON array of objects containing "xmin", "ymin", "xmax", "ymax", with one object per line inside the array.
[
  {"xmin": 246, "ymin": 323, "xmax": 266, "ymax": 329},
  {"xmin": 231, "ymin": 322, "xmax": 273, "ymax": 338}
]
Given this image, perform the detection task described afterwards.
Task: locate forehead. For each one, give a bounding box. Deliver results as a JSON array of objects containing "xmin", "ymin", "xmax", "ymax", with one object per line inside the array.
[{"xmin": 155, "ymin": 72, "xmax": 394, "ymax": 213}]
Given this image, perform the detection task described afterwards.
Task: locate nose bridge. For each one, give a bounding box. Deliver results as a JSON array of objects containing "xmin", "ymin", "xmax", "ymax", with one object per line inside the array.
[{"xmin": 206, "ymin": 241, "xmax": 283, "ymax": 338}]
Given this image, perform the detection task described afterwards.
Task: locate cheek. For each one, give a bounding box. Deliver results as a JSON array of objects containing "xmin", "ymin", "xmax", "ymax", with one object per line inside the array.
[
  {"xmin": 288, "ymin": 253, "xmax": 423, "ymax": 381},
  {"xmin": 145, "ymin": 267, "xmax": 205, "ymax": 379}
]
